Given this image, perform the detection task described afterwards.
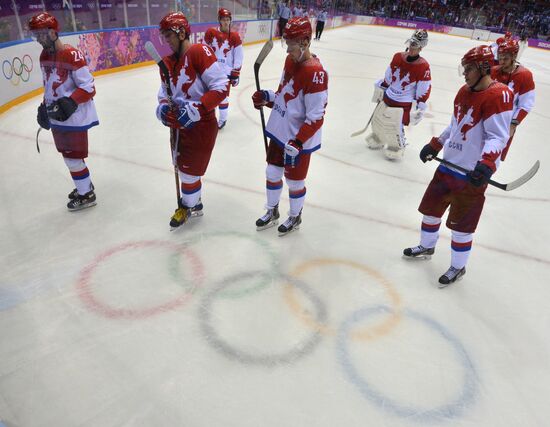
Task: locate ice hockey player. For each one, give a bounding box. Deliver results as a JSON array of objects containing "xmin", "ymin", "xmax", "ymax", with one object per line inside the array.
[
  {"xmin": 155, "ymin": 12, "xmax": 228, "ymax": 228},
  {"xmin": 491, "ymin": 39, "xmax": 535, "ymax": 160},
  {"xmin": 517, "ymin": 33, "xmax": 528, "ymax": 60},
  {"xmin": 29, "ymin": 12, "xmax": 99, "ymax": 211},
  {"xmin": 490, "ymin": 31, "xmax": 512, "ymax": 64},
  {"xmin": 204, "ymin": 8, "xmax": 243, "ymax": 129},
  {"xmin": 366, "ymin": 29, "xmax": 431, "ymax": 160},
  {"xmin": 251, "ymin": 17, "xmax": 328, "ymax": 236},
  {"xmin": 403, "ymin": 46, "xmax": 513, "ymax": 287}
]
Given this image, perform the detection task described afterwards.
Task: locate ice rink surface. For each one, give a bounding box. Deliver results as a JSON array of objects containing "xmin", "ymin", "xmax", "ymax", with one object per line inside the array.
[{"xmin": 1, "ymin": 24, "xmax": 549, "ymax": 427}]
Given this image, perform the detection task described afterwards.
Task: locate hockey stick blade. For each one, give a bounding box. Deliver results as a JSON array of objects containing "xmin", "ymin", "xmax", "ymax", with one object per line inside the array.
[
  {"xmin": 434, "ymin": 157, "xmax": 540, "ymax": 191},
  {"xmin": 254, "ymin": 39, "xmax": 273, "ymax": 67},
  {"xmin": 145, "ymin": 41, "xmax": 162, "ymax": 65},
  {"xmin": 351, "ymin": 101, "xmax": 380, "ymax": 137},
  {"xmin": 36, "ymin": 127, "xmax": 42, "ymax": 153}
]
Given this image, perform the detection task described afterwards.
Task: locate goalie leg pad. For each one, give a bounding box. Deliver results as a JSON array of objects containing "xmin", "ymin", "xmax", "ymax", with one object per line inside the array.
[{"xmin": 372, "ymin": 103, "xmax": 404, "ymax": 149}]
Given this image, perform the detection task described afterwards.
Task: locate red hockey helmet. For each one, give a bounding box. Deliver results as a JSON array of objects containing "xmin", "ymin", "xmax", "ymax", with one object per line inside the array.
[
  {"xmin": 496, "ymin": 37, "xmax": 505, "ymax": 45},
  {"xmin": 498, "ymin": 39, "xmax": 519, "ymax": 55},
  {"xmin": 218, "ymin": 8, "xmax": 232, "ymax": 20},
  {"xmin": 159, "ymin": 12, "xmax": 191, "ymax": 37},
  {"xmin": 504, "ymin": 31, "xmax": 512, "ymax": 39},
  {"xmin": 283, "ymin": 17, "xmax": 312, "ymax": 41},
  {"xmin": 28, "ymin": 12, "xmax": 59, "ymax": 33},
  {"xmin": 461, "ymin": 45, "xmax": 494, "ymax": 73}
]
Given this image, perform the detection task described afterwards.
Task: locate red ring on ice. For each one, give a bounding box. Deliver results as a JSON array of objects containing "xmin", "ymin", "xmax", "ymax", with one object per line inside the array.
[{"xmin": 77, "ymin": 240, "xmax": 204, "ymax": 319}]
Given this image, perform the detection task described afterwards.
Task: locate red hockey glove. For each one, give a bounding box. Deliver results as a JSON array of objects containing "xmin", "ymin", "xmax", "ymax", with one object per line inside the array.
[{"xmin": 229, "ymin": 69, "xmax": 240, "ymax": 87}]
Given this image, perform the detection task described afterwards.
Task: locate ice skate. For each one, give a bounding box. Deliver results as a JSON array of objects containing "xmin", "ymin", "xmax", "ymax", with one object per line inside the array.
[
  {"xmin": 403, "ymin": 245, "xmax": 435, "ymax": 260},
  {"xmin": 170, "ymin": 205, "xmax": 191, "ymax": 229},
  {"xmin": 438, "ymin": 266, "xmax": 466, "ymax": 288},
  {"xmin": 68, "ymin": 183, "xmax": 94, "ymax": 200},
  {"xmin": 67, "ymin": 189, "xmax": 96, "ymax": 211},
  {"xmin": 256, "ymin": 205, "xmax": 279, "ymax": 231},
  {"xmin": 278, "ymin": 212, "xmax": 302, "ymax": 236},
  {"xmin": 218, "ymin": 119, "xmax": 226, "ymax": 129},
  {"xmin": 365, "ymin": 133, "xmax": 383, "ymax": 150},
  {"xmin": 384, "ymin": 145, "xmax": 405, "ymax": 160},
  {"xmin": 190, "ymin": 198, "xmax": 204, "ymax": 218}
]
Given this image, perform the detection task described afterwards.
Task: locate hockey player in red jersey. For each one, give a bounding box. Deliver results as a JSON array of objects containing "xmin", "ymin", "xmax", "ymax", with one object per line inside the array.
[
  {"xmin": 403, "ymin": 46, "xmax": 513, "ymax": 287},
  {"xmin": 251, "ymin": 17, "xmax": 328, "ymax": 236},
  {"xmin": 366, "ymin": 29, "xmax": 431, "ymax": 160},
  {"xmin": 30, "ymin": 12, "xmax": 99, "ymax": 211},
  {"xmin": 204, "ymin": 8, "xmax": 244, "ymax": 129},
  {"xmin": 155, "ymin": 12, "xmax": 228, "ymax": 228},
  {"xmin": 491, "ymin": 39, "xmax": 535, "ymax": 160}
]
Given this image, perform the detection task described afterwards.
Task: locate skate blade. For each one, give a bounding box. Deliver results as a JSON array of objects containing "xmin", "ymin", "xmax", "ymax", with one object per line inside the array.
[
  {"xmin": 170, "ymin": 211, "xmax": 203, "ymax": 231},
  {"xmin": 402, "ymin": 254, "xmax": 432, "ymax": 261},
  {"xmin": 67, "ymin": 201, "xmax": 97, "ymax": 212},
  {"xmin": 278, "ymin": 225, "xmax": 300, "ymax": 237},
  {"xmin": 256, "ymin": 220, "xmax": 278, "ymax": 231}
]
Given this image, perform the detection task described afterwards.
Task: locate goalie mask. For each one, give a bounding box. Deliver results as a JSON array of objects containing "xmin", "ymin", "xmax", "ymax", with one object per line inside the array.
[{"xmin": 406, "ymin": 29, "xmax": 428, "ymax": 49}]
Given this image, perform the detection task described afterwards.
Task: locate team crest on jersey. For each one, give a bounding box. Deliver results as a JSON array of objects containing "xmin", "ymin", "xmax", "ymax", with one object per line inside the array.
[
  {"xmin": 455, "ymin": 104, "xmax": 476, "ymax": 140},
  {"xmin": 212, "ymin": 36, "xmax": 231, "ymax": 57},
  {"xmin": 391, "ymin": 67, "xmax": 411, "ymax": 90},
  {"xmin": 175, "ymin": 56, "xmax": 196, "ymax": 97},
  {"xmin": 44, "ymin": 65, "xmax": 69, "ymax": 98},
  {"xmin": 280, "ymin": 78, "xmax": 298, "ymax": 106}
]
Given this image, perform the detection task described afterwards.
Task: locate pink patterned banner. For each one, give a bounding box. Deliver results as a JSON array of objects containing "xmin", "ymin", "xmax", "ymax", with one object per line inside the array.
[{"xmin": 77, "ymin": 22, "xmax": 250, "ymax": 73}]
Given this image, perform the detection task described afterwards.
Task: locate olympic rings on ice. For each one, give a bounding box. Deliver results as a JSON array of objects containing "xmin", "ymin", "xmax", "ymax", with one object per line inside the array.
[
  {"xmin": 336, "ymin": 306, "xmax": 478, "ymax": 422},
  {"xmin": 199, "ymin": 271, "xmax": 328, "ymax": 366},
  {"xmin": 283, "ymin": 258, "xmax": 402, "ymax": 340},
  {"xmin": 2, "ymin": 55, "xmax": 33, "ymax": 85},
  {"xmin": 77, "ymin": 240, "xmax": 204, "ymax": 319},
  {"xmin": 168, "ymin": 231, "xmax": 280, "ymax": 298}
]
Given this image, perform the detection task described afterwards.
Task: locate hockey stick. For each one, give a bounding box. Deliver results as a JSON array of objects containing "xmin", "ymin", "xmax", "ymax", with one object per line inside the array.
[
  {"xmin": 434, "ymin": 156, "xmax": 540, "ymax": 191},
  {"xmin": 253, "ymin": 39, "xmax": 274, "ymax": 153},
  {"xmin": 351, "ymin": 100, "xmax": 380, "ymax": 137},
  {"xmin": 36, "ymin": 127, "xmax": 42, "ymax": 153},
  {"xmin": 145, "ymin": 41, "xmax": 180, "ymax": 204}
]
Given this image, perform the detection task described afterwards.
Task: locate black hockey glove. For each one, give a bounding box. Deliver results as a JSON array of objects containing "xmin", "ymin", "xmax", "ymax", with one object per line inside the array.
[
  {"xmin": 419, "ymin": 143, "xmax": 439, "ymax": 163},
  {"xmin": 468, "ymin": 162, "xmax": 493, "ymax": 187},
  {"xmin": 46, "ymin": 97, "xmax": 78, "ymax": 122},
  {"xmin": 37, "ymin": 103, "xmax": 50, "ymax": 130}
]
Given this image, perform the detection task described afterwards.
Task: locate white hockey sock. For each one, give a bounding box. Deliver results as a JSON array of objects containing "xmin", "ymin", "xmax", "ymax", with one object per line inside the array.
[
  {"xmin": 419, "ymin": 215, "xmax": 441, "ymax": 249},
  {"xmin": 64, "ymin": 157, "xmax": 93, "ymax": 195},
  {"xmin": 266, "ymin": 164, "xmax": 284, "ymax": 209},
  {"xmin": 178, "ymin": 171, "xmax": 201, "ymax": 208},
  {"xmin": 219, "ymin": 103, "xmax": 229, "ymax": 122},
  {"xmin": 287, "ymin": 178, "xmax": 306, "ymax": 217},
  {"xmin": 450, "ymin": 230, "xmax": 473, "ymax": 269}
]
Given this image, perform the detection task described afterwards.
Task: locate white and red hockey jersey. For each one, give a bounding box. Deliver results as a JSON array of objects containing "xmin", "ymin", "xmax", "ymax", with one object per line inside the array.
[
  {"xmin": 491, "ymin": 64, "xmax": 535, "ymax": 124},
  {"xmin": 380, "ymin": 52, "xmax": 431, "ymax": 106},
  {"xmin": 40, "ymin": 45, "xmax": 98, "ymax": 130},
  {"xmin": 156, "ymin": 44, "xmax": 228, "ymax": 119},
  {"xmin": 437, "ymin": 82, "xmax": 513, "ymax": 173},
  {"xmin": 265, "ymin": 55, "xmax": 328, "ymax": 153},
  {"xmin": 204, "ymin": 28, "xmax": 243, "ymax": 76}
]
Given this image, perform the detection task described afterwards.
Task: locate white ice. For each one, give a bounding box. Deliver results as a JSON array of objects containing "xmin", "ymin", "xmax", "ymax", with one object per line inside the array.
[{"xmin": 1, "ymin": 24, "xmax": 549, "ymax": 427}]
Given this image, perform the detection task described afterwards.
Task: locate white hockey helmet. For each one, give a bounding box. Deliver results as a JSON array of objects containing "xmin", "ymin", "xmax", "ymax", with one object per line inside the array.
[{"xmin": 406, "ymin": 29, "xmax": 428, "ymax": 49}]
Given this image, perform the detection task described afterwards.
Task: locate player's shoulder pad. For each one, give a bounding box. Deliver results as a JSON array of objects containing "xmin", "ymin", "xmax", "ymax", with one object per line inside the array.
[
  {"xmin": 230, "ymin": 31, "xmax": 242, "ymax": 44},
  {"xmin": 61, "ymin": 44, "xmax": 87, "ymax": 68},
  {"xmin": 298, "ymin": 58, "xmax": 328, "ymax": 88}
]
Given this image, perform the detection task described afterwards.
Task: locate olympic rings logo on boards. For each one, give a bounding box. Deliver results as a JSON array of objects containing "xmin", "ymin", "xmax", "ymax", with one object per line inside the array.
[{"xmin": 2, "ymin": 54, "xmax": 33, "ymax": 86}]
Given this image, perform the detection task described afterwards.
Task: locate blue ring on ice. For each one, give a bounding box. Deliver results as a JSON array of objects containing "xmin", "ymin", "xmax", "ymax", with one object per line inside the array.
[{"xmin": 336, "ymin": 305, "xmax": 478, "ymax": 422}]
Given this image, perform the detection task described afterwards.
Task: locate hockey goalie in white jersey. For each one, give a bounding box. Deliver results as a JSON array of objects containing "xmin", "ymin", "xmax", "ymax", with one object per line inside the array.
[{"xmin": 366, "ymin": 29, "xmax": 432, "ymax": 160}]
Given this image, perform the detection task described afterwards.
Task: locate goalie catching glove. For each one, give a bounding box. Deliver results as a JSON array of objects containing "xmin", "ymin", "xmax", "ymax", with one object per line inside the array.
[{"xmin": 46, "ymin": 97, "xmax": 78, "ymax": 122}]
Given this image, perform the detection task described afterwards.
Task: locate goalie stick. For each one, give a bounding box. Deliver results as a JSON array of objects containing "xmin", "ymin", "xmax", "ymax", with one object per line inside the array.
[
  {"xmin": 434, "ymin": 156, "xmax": 540, "ymax": 191},
  {"xmin": 351, "ymin": 100, "xmax": 380, "ymax": 137},
  {"xmin": 145, "ymin": 41, "xmax": 180, "ymax": 204},
  {"xmin": 253, "ymin": 39, "xmax": 273, "ymax": 153}
]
